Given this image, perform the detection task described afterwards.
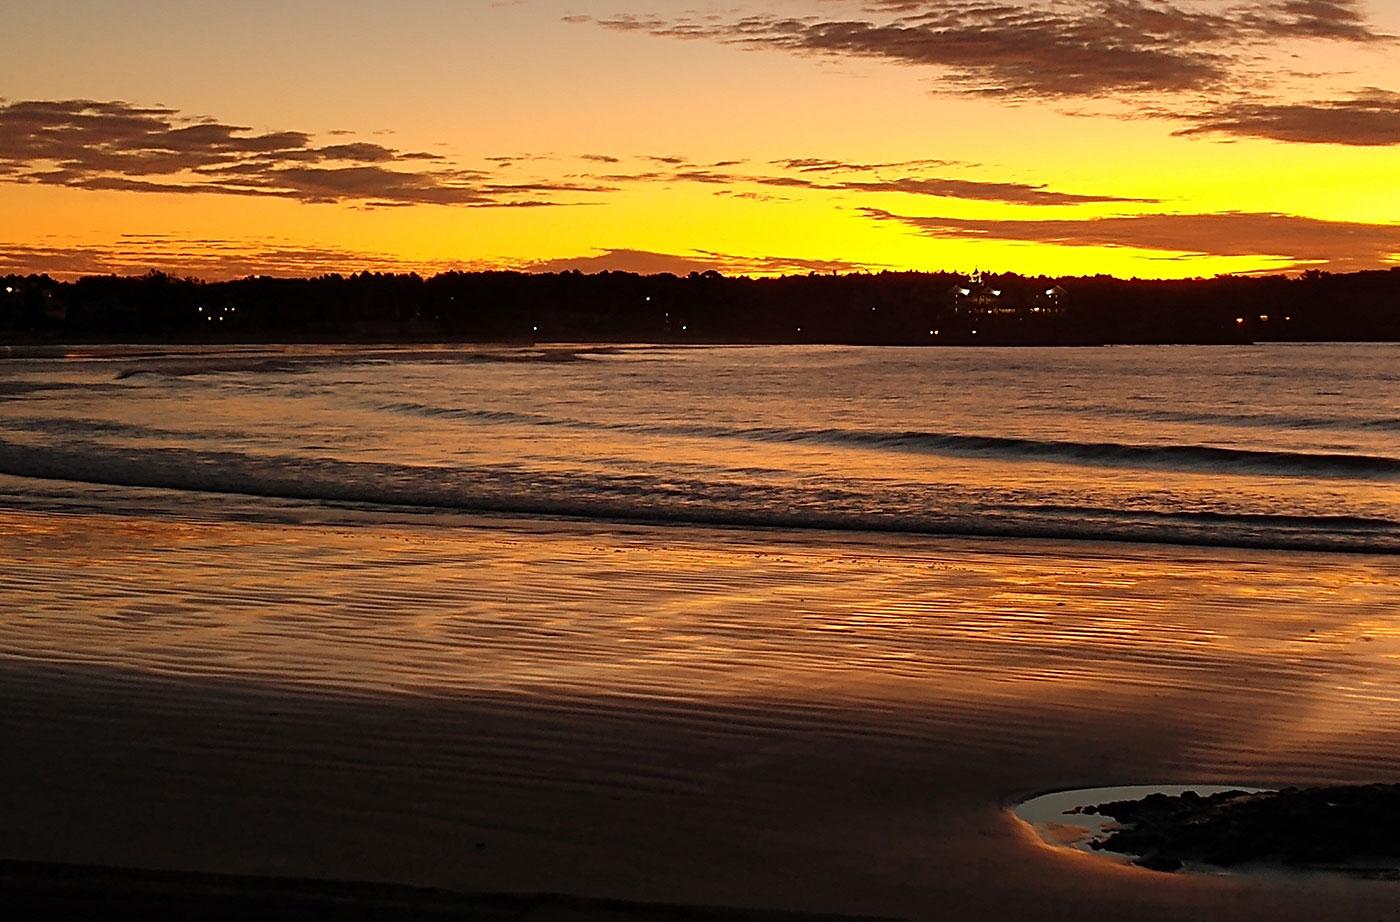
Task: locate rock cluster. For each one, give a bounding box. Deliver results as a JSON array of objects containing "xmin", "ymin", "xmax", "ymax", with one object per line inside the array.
[{"xmin": 1074, "ymin": 784, "xmax": 1400, "ymax": 873}]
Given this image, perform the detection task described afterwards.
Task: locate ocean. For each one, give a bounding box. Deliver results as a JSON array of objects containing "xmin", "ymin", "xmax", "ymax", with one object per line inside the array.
[
  {"xmin": 2, "ymin": 342, "xmax": 1400, "ymax": 918},
  {"xmin": 1, "ymin": 342, "xmax": 1396, "ymax": 552}
]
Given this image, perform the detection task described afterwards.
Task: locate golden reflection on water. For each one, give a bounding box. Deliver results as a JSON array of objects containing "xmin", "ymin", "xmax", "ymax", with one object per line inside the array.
[{"xmin": 4, "ymin": 511, "xmax": 1400, "ymax": 750}]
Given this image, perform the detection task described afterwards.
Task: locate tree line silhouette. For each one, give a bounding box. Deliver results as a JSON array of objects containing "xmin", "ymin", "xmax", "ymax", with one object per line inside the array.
[{"xmin": 2, "ymin": 267, "xmax": 1397, "ymax": 345}]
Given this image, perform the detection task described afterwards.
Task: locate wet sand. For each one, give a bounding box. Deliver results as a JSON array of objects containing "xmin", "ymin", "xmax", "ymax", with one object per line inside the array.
[{"xmin": 3, "ymin": 509, "xmax": 1400, "ymax": 920}]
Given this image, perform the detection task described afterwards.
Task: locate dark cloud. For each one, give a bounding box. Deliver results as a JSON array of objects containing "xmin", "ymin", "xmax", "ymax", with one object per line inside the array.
[
  {"xmin": 6, "ymin": 238, "xmax": 875, "ymax": 281},
  {"xmin": 0, "ymin": 99, "xmax": 309, "ymax": 170},
  {"xmin": 252, "ymin": 165, "xmax": 490, "ymax": 205},
  {"xmin": 820, "ymin": 176, "xmax": 1157, "ymax": 204},
  {"xmin": 594, "ymin": 171, "xmax": 667, "ymax": 183},
  {"xmin": 0, "ymin": 237, "xmax": 440, "ymax": 280},
  {"xmin": 648, "ymin": 160, "xmax": 1151, "ymax": 204},
  {"xmin": 1258, "ymin": 0, "xmax": 1377, "ymax": 40},
  {"xmin": 672, "ymin": 169, "xmax": 736, "ymax": 184},
  {"xmin": 0, "ymin": 99, "xmax": 601, "ymax": 207},
  {"xmin": 524, "ymin": 247, "xmax": 724, "ymax": 275},
  {"xmin": 715, "ymin": 189, "xmax": 791, "ymax": 202},
  {"xmin": 1174, "ymin": 88, "xmax": 1400, "ymax": 145},
  {"xmin": 301, "ymin": 142, "xmax": 399, "ymax": 162},
  {"xmin": 862, "ymin": 206, "xmax": 1400, "ymax": 271},
  {"xmin": 583, "ymin": 156, "xmax": 1150, "ymax": 205},
  {"xmin": 481, "ymin": 180, "xmax": 620, "ymax": 194},
  {"xmin": 0, "ymin": 96, "xmax": 1175, "ymax": 209},
  {"xmin": 774, "ymin": 158, "xmax": 851, "ymax": 172},
  {"xmin": 522, "ymin": 246, "xmax": 880, "ymax": 276},
  {"xmin": 770, "ymin": 157, "xmax": 960, "ymax": 173},
  {"xmin": 694, "ymin": 248, "xmax": 883, "ymax": 275},
  {"xmin": 581, "ymin": 1, "xmax": 1389, "ymax": 100},
  {"xmin": 54, "ymin": 174, "xmax": 281, "ymax": 197}
]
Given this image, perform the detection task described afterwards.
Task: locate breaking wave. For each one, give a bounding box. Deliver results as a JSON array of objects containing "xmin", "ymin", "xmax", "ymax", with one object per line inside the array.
[
  {"xmin": 0, "ymin": 438, "xmax": 1393, "ymax": 554},
  {"xmin": 375, "ymin": 401, "xmax": 1400, "ymax": 481}
]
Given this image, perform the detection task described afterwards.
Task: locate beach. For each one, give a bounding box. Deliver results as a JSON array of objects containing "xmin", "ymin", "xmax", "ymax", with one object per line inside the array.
[{"xmin": 4, "ymin": 505, "xmax": 1400, "ymax": 920}]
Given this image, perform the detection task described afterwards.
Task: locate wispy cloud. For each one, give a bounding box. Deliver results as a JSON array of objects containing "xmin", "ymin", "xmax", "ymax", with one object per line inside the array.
[
  {"xmin": 0, "ymin": 98, "xmax": 1142, "ymax": 207},
  {"xmin": 862, "ymin": 206, "xmax": 1400, "ymax": 271},
  {"xmin": 0, "ymin": 86, "xmax": 1201, "ymax": 222},
  {"xmin": 0, "ymin": 99, "xmax": 601, "ymax": 206},
  {"xmin": 799, "ymin": 175, "xmax": 1157, "ymax": 205},
  {"xmin": 1174, "ymin": 88, "xmax": 1400, "ymax": 145},
  {"xmin": 578, "ymin": 1, "xmax": 1392, "ymax": 115},
  {"xmin": 3, "ymin": 238, "xmax": 879, "ymax": 281},
  {"xmin": 589, "ymin": 156, "xmax": 1153, "ymax": 205},
  {"xmin": 0, "ymin": 236, "xmax": 454, "ymax": 280},
  {"xmin": 770, "ymin": 157, "xmax": 959, "ymax": 173},
  {"xmin": 522, "ymin": 246, "xmax": 882, "ymax": 275}
]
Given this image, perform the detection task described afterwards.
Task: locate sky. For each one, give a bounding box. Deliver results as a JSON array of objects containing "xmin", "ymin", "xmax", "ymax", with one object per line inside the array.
[{"xmin": 3, "ymin": 0, "xmax": 1399, "ymax": 280}]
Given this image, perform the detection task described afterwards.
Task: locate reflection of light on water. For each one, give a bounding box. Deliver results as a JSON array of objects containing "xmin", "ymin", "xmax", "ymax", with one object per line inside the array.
[{"xmin": 2, "ymin": 509, "xmax": 1399, "ymax": 710}]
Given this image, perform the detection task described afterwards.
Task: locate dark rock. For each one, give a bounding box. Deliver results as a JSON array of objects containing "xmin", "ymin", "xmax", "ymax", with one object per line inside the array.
[
  {"xmin": 1135, "ymin": 853, "xmax": 1183, "ymax": 872},
  {"xmin": 1083, "ymin": 784, "xmax": 1400, "ymax": 873}
]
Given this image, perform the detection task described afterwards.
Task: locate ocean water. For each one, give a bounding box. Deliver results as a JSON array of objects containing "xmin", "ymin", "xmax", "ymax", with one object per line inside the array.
[{"xmin": 0, "ymin": 342, "xmax": 1395, "ymax": 552}]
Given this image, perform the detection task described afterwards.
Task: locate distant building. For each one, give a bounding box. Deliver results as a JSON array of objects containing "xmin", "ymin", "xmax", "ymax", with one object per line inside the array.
[
  {"xmin": 949, "ymin": 271, "xmax": 1016, "ymax": 315},
  {"xmin": 1033, "ymin": 284, "xmax": 1068, "ymax": 315},
  {"xmin": 948, "ymin": 273, "xmax": 1068, "ymax": 318}
]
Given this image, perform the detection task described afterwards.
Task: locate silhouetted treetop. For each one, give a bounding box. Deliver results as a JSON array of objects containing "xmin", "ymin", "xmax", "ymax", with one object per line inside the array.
[{"xmin": 2, "ymin": 266, "xmax": 1397, "ymax": 345}]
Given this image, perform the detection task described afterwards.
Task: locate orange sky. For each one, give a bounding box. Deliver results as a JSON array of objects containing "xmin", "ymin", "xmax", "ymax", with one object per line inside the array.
[{"xmin": 3, "ymin": 0, "xmax": 1399, "ymax": 280}]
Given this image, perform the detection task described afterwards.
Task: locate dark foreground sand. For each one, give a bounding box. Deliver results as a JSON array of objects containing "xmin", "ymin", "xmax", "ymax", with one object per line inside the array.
[
  {"xmin": 2, "ymin": 859, "xmax": 905, "ymax": 922},
  {"xmin": 4, "ymin": 659, "xmax": 1400, "ymax": 922},
  {"xmin": 4, "ymin": 513, "xmax": 1400, "ymax": 921}
]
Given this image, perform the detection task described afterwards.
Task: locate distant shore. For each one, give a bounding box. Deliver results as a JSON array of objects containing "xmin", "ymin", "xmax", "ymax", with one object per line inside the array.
[{"xmin": 5, "ymin": 266, "xmax": 1398, "ymax": 346}]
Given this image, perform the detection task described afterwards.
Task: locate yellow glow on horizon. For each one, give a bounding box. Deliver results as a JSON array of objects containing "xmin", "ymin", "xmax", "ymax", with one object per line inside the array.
[{"xmin": 3, "ymin": 177, "xmax": 1385, "ymax": 282}]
